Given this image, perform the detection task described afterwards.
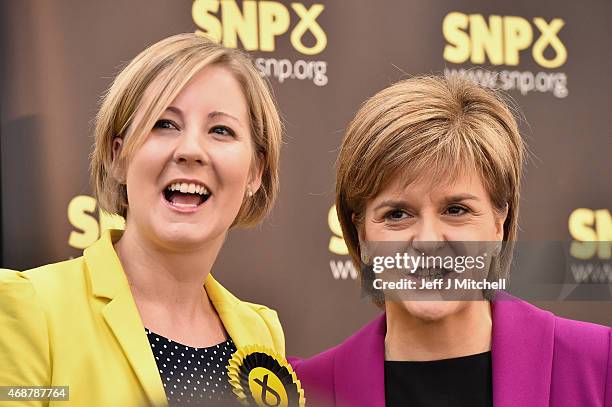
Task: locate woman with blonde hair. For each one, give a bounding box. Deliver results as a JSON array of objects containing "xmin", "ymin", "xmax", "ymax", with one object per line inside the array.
[
  {"xmin": 0, "ymin": 33, "xmax": 283, "ymax": 406},
  {"xmin": 291, "ymin": 75, "xmax": 611, "ymax": 407}
]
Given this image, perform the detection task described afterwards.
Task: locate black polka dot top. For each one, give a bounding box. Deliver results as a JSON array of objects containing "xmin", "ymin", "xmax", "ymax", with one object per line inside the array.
[{"xmin": 145, "ymin": 328, "xmax": 238, "ymax": 406}]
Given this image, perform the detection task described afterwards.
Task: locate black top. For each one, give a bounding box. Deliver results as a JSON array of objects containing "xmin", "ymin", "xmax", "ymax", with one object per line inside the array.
[
  {"xmin": 145, "ymin": 328, "xmax": 237, "ymax": 406},
  {"xmin": 384, "ymin": 351, "xmax": 493, "ymax": 407}
]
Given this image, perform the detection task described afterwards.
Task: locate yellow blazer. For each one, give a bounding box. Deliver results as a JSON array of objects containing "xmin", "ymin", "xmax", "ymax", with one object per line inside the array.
[{"xmin": 0, "ymin": 230, "xmax": 285, "ymax": 406}]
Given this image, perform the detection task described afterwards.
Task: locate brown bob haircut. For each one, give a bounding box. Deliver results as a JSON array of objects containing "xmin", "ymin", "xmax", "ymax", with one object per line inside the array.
[
  {"xmin": 90, "ymin": 33, "xmax": 282, "ymax": 227},
  {"xmin": 336, "ymin": 74, "xmax": 525, "ymax": 282}
]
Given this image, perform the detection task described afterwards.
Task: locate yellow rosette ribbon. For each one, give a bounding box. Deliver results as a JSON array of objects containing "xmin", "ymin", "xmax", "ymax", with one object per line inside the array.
[{"xmin": 227, "ymin": 345, "xmax": 306, "ymax": 407}]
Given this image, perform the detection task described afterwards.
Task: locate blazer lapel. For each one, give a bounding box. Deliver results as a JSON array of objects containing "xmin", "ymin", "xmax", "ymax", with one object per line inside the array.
[
  {"xmin": 334, "ymin": 315, "xmax": 386, "ymax": 407},
  {"xmin": 491, "ymin": 292, "xmax": 555, "ymax": 407},
  {"xmin": 84, "ymin": 230, "xmax": 280, "ymax": 407},
  {"xmin": 205, "ymin": 274, "xmax": 278, "ymax": 352},
  {"xmin": 85, "ymin": 230, "xmax": 168, "ymax": 407},
  {"xmin": 102, "ymin": 291, "xmax": 168, "ymax": 406},
  {"xmin": 332, "ymin": 294, "xmax": 556, "ymax": 407}
]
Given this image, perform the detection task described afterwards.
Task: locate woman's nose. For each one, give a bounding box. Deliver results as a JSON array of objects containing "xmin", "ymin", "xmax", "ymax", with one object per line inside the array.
[
  {"xmin": 410, "ymin": 216, "xmax": 445, "ymax": 253},
  {"xmin": 173, "ymin": 130, "xmax": 208, "ymax": 165}
]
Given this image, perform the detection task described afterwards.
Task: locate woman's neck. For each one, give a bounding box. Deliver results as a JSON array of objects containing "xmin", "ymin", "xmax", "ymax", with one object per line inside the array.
[
  {"xmin": 384, "ymin": 301, "xmax": 492, "ymax": 361},
  {"xmin": 113, "ymin": 225, "xmax": 228, "ymax": 346}
]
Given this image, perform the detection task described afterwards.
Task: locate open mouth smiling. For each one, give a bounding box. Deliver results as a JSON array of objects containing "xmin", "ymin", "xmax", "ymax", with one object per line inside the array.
[
  {"xmin": 406, "ymin": 267, "xmax": 455, "ymax": 281},
  {"xmin": 162, "ymin": 180, "xmax": 211, "ymax": 210}
]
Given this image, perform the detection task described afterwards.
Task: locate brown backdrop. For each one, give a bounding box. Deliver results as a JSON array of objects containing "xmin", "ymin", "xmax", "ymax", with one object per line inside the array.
[{"xmin": 1, "ymin": 0, "xmax": 610, "ymax": 356}]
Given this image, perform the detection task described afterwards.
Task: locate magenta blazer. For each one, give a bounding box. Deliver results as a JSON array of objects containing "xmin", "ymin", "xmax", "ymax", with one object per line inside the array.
[{"xmin": 290, "ymin": 294, "xmax": 611, "ymax": 407}]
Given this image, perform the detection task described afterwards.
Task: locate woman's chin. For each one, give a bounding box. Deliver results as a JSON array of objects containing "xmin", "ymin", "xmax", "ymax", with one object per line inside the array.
[
  {"xmin": 395, "ymin": 300, "xmax": 465, "ymax": 322},
  {"xmin": 151, "ymin": 223, "xmax": 220, "ymax": 250}
]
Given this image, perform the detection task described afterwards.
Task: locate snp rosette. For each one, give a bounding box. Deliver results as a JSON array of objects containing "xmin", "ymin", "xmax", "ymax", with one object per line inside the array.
[{"xmin": 227, "ymin": 345, "xmax": 305, "ymax": 407}]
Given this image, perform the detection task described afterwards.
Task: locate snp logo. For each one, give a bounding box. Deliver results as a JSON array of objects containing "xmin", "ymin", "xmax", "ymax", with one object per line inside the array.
[
  {"xmin": 443, "ymin": 12, "xmax": 567, "ymax": 68},
  {"xmin": 327, "ymin": 205, "xmax": 358, "ymax": 280},
  {"xmin": 67, "ymin": 195, "xmax": 125, "ymax": 250},
  {"xmin": 192, "ymin": 0, "xmax": 327, "ymax": 55},
  {"xmin": 569, "ymin": 208, "xmax": 611, "ymax": 260}
]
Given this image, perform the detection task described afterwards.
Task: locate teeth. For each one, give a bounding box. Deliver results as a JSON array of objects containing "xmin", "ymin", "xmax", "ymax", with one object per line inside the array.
[
  {"xmin": 413, "ymin": 268, "xmax": 448, "ymax": 278},
  {"xmin": 166, "ymin": 182, "xmax": 210, "ymax": 196},
  {"xmin": 195, "ymin": 186, "xmax": 209, "ymax": 195}
]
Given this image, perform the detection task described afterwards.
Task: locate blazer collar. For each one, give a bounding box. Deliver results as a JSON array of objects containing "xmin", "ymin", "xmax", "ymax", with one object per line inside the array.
[
  {"xmin": 204, "ymin": 273, "xmax": 279, "ymax": 351},
  {"xmin": 332, "ymin": 293, "xmax": 556, "ymax": 407},
  {"xmin": 84, "ymin": 229, "xmax": 168, "ymax": 407},
  {"xmin": 84, "ymin": 230, "xmax": 280, "ymax": 406},
  {"xmin": 491, "ymin": 292, "xmax": 555, "ymax": 407},
  {"xmin": 334, "ymin": 314, "xmax": 387, "ymax": 407},
  {"xmin": 85, "ymin": 229, "xmax": 127, "ymax": 299}
]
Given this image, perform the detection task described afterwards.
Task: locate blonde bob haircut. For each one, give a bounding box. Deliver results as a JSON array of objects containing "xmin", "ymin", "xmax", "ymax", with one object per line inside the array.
[
  {"xmin": 91, "ymin": 33, "xmax": 282, "ymax": 227},
  {"xmin": 336, "ymin": 74, "xmax": 525, "ymax": 282}
]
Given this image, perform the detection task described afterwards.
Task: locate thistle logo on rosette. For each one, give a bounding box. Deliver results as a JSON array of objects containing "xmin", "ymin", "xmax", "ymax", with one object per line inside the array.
[{"xmin": 227, "ymin": 345, "xmax": 305, "ymax": 407}]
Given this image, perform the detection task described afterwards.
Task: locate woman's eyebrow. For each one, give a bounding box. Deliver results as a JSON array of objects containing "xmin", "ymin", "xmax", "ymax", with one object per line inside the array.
[
  {"xmin": 442, "ymin": 193, "xmax": 480, "ymax": 203},
  {"xmin": 165, "ymin": 105, "xmax": 183, "ymax": 116},
  {"xmin": 373, "ymin": 199, "xmax": 412, "ymax": 211},
  {"xmin": 208, "ymin": 110, "xmax": 241, "ymax": 124},
  {"xmin": 162, "ymin": 107, "xmax": 242, "ymax": 127}
]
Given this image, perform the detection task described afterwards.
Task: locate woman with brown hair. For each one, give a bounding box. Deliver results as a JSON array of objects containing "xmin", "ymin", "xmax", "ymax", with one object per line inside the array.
[{"xmin": 291, "ymin": 75, "xmax": 611, "ymax": 407}]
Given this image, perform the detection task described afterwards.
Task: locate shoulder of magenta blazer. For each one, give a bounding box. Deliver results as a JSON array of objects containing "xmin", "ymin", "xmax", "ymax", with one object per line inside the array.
[{"xmin": 289, "ymin": 293, "xmax": 611, "ymax": 407}]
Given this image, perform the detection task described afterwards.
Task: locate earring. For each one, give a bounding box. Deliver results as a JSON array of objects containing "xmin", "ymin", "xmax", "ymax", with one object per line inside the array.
[
  {"xmin": 246, "ymin": 188, "xmax": 253, "ymax": 197},
  {"xmin": 358, "ymin": 237, "xmax": 370, "ymax": 264},
  {"xmin": 360, "ymin": 251, "xmax": 369, "ymax": 264}
]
